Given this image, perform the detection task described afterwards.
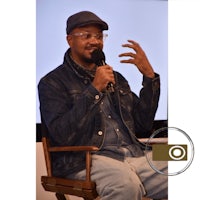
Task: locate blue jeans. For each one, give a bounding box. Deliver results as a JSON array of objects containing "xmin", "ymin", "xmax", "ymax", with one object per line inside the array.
[{"xmin": 69, "ymin": 151, "xmax": 168, "ymax": 200}]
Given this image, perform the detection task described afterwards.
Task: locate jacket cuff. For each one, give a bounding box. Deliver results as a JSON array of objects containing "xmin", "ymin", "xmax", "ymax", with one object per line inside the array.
[
  {"xmin": 143, "ymin": 73, "xmax": 160, "ymax": 90},
  {"xmin": 85, "ymin": 84, "xmax": 103, "ymax": 104}
]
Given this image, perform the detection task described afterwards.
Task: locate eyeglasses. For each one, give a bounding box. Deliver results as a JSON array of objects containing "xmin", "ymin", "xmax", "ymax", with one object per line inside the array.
[{"xmin": 70, "ymin": 32, "xmax": 108, "ymax": 41}]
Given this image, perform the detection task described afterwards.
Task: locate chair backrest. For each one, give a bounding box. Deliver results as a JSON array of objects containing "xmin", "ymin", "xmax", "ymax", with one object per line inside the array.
[
  {"xmin": 42, "ymin": 136, "xmax": 52, "ymax": 176},
  {"xmin": 40, "ymin": 120, "xmax": 52, "ymax": 176}
]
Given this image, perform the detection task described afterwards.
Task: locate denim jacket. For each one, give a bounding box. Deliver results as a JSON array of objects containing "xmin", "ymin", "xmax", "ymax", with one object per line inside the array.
[{"xmin": 38, "ymin": 49, "xmax": 160, "ymax": 177}]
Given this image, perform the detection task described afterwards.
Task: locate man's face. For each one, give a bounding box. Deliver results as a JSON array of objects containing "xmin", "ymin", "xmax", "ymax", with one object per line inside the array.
[{"xmin": 67, "ymin": 25, "xmax": 105, "ymax": 69}]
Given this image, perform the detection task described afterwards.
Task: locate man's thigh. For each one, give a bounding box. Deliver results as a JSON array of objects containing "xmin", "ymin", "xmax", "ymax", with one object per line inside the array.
[
  {"xmin": 91, "ymin": 155, "xmax": 146, "ymax": 199},
  {"xmin": 126, "ymin": 151, "xmax": 168, "ymax": 199}
]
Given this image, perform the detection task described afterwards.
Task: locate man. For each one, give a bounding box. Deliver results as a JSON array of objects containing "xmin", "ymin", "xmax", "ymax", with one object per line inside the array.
[{"xmin": 38, "ymin": 11, "xmax": 167, "ymax": 200}]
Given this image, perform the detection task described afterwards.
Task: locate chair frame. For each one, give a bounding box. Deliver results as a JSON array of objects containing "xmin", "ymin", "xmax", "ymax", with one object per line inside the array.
[{"xmin": 41, "ymin": 135, "xmax": 100, "ymax": 200}]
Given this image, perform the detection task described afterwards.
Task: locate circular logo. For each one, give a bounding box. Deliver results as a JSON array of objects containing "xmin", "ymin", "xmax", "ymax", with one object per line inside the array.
[
  {"xmin": 168, "ymin": 145, "xmax": 186, "ymax": 161},
  {"xmin": 145, "ymin": 127, "xmax": 195, "ymax": 176}
]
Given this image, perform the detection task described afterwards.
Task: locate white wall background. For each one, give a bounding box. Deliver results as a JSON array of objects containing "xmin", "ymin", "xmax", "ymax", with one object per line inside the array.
[{"xmin": 36, "ymin": 0, "xmax": 168, "ymax": 122}]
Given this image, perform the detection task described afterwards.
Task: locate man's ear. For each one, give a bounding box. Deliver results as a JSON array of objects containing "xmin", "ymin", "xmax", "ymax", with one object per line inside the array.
[{"xmin": 66, "ymin": 35, "xmax": 72, "ymax": 47}]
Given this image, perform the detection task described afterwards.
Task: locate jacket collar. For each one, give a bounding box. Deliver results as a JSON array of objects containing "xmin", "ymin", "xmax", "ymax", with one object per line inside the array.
[{"xmin": 63, "ymin": 48, "xmax": 97, "ymax": 81}]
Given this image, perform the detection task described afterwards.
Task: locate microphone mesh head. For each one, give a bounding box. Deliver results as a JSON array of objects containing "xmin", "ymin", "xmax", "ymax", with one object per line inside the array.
[{"xmin": 91, "ymin": 49, "xmax": 105, "ymax": 66}]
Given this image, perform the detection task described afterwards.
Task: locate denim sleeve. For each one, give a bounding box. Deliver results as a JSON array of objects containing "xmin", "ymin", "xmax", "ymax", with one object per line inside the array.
[
  {"xmin": 133, "ymin": 73, "xmax": 160, "ymax": 133},
  {"xmin": 38, "ymin": 78, "xmax": 103, "ymax": 146}
]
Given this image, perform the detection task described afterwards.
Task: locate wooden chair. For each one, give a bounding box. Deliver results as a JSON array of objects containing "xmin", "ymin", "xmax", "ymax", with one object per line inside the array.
[
  {"xmin": 41, "ymin": 137, "xmax": 100, "ymax": 200},
  {"xmin": 40, "ymin": 122, "xmax": 167, "ymax": 200},
  {"xmin": 40, "ymin": 121, "xmax": 99, "ymax": 200}
]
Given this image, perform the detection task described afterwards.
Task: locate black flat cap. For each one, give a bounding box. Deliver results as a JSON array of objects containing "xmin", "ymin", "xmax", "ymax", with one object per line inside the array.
[{"xmin": 66, "ymin": 11, "xmax": 108, "ymax": 34}]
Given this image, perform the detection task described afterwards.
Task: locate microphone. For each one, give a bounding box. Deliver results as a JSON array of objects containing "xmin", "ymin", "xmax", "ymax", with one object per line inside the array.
[{"xmin": 91, "ymin": 49, "xmax": 114, "ymax": 92}]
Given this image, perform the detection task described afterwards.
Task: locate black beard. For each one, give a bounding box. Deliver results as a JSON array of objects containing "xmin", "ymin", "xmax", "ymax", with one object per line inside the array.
[{"xmin": 83, "ymin": 56, "xmax": 95, "ymax": 64}]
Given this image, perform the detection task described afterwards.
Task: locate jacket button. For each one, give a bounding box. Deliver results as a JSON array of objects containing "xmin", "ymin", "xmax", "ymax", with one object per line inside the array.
[
  {"xmin": 95, "ymin": 95, "xmax": 100, "ymax": 100},
  {"xmin": 84, "ymin": 80, "xmax": 88, "ymax": 84},
  {"xmin": 98, "ymin": 131, "xmax": 103, "ymax": 136}
]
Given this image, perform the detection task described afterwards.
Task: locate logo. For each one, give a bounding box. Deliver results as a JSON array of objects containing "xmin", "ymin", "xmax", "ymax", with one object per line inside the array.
[
  {"xmin": 152, "ymin": 144, "xmax": 187, "ymax": 161},
  {"xmin": 145, "ymin": 127, "xmax": 194, "ymax": 176}
]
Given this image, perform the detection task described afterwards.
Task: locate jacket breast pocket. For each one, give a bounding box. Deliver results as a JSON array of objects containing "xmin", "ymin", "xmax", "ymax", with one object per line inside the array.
[
  {"xmin": 65, "ymin": 89, "xmax": 83, "ymax": 107},
  {"xmin": 118, "ymin": 84, "xmax": 133, "ymax": 112}
]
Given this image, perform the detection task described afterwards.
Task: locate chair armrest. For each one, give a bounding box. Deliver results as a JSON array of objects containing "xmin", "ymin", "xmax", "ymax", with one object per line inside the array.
[
  {"xmin": 138, "ymin": 137, "xmax": 168, "ymax": 144},
  {"xmin": 48, "ymin": 146, "xmax": 99, "ymax": 152}
]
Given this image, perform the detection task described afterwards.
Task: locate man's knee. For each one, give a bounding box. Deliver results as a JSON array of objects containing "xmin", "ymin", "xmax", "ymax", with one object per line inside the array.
[
  {"xmin": 91, "ymin": 155, "xmax": 146, "ymax": 199},
  {"xmin": 94, "ymin": 166, "xmax": 145, "ymax": 199}
]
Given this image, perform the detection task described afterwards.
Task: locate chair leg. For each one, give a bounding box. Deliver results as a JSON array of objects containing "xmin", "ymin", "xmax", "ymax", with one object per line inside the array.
[{"xmin": 55, "ymin": 193, "xmax": 67, "ymax": 200}]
